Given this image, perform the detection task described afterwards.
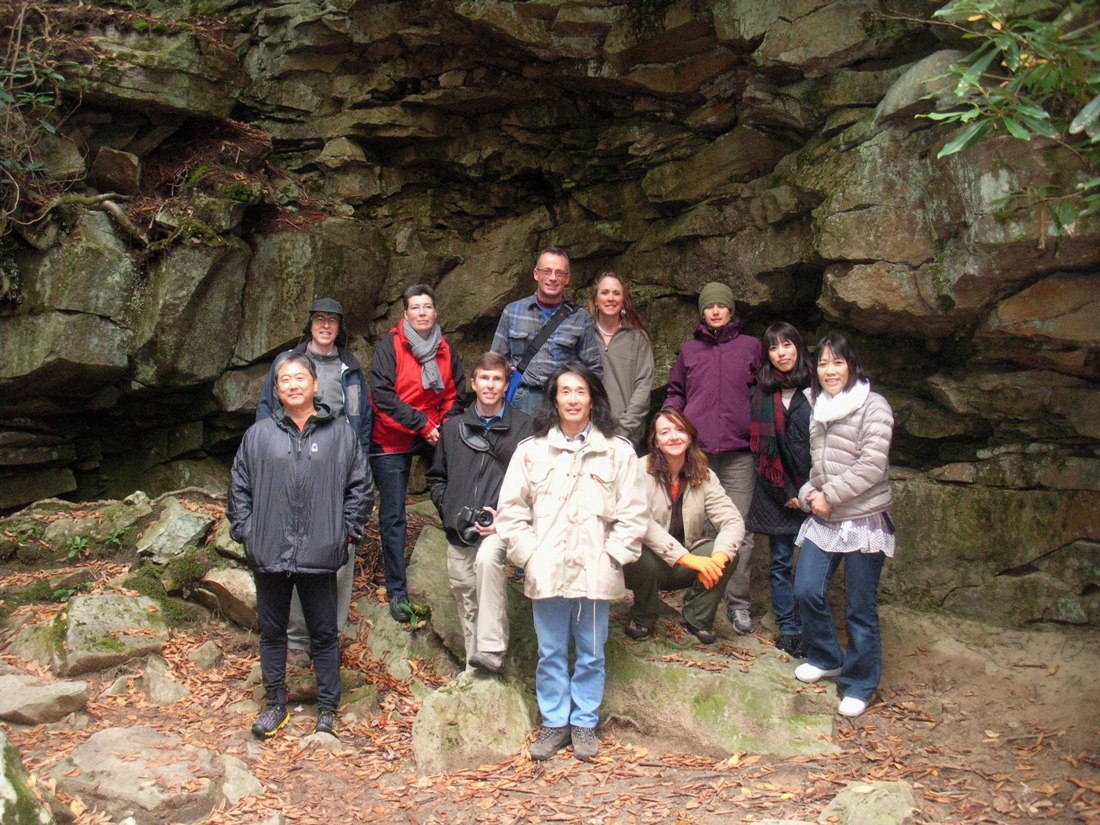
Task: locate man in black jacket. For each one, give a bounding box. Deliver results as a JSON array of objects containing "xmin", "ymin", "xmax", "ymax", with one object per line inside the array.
[
  {"xmin": 229, "ymin": 353, "xmax": 372, "ymax": 739},
  {"xmin": 255, "ymin": 297, "xmax": 372, "ymax": 663},
  {"xmin": 427, "ymin": 351, "xmax": 532, "ymax": 672}
]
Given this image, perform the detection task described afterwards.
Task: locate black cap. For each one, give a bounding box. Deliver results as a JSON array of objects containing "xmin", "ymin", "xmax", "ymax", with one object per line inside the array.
[{"xmin": 309, "ymin": 297, "xmax": 344, "ymax": 316}]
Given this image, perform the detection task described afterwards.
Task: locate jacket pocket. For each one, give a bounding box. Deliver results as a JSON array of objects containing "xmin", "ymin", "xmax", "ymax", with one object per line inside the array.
[{"xmin": 585, "ymin": 458, "xmax": 617, "ymax": 520}]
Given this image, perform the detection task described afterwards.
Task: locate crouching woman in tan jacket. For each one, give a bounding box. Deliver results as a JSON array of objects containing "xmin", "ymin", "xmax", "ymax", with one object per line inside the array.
[
  {"xmin": 495, "ymin": 365, "xmax": 647, "ymax": 762},
  {"xmin": 623, "ymin": 409, "xmax": 745, "ymax": 645},
  {"xmin": 793, "ymin": 332, "xmax": 895, "ymax": 719}
]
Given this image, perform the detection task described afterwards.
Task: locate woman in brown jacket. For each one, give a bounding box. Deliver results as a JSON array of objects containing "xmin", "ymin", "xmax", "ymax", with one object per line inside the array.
[
  {"xmin": 623, "ymin": 409, "xmax": 745, "ymax": 644},
  {"xmin": 793, "ymin": 332, "xmax": 895, "ymax": 718}
]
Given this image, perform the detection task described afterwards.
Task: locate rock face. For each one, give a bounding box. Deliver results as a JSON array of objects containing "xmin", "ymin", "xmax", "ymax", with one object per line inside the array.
[
  {"xmin": 0, "ymin": 674, "xmax": 89, "ymax": 724},
  {"xmin": 0, "ymin": 1, "xmax": 1096, "ymax": 629},
  {"xmin": 52, "ymin": 594, "xmax": 169, "ymax": 677}
]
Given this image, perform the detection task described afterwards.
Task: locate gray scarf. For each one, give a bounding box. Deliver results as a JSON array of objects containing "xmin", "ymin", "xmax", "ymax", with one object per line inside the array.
[{"xmin": 403, "ymin": 319, "xmax": 444, "ymax": 392}]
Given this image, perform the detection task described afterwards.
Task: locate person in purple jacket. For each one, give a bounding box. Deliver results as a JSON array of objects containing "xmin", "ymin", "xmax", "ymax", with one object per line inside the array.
[{"xmin": 663, "ymin": 282, "xmax": 762, "ymax": 635}]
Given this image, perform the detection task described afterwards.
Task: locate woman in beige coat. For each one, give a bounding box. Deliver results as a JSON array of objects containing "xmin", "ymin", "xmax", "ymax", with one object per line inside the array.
[
  {"xmin": 793, "ymin": 332, "xmax": 895, "ymax": 719},
  {"xmin": 495, "ymin": 365, "xmax": 647, "ymax": 762},
  {"xmin": 623, "ymin": 409, "xmax": 745, "ymax": 644}
]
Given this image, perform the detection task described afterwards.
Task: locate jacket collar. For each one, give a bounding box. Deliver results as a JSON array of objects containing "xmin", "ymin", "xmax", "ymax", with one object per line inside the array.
[
  {"xmin": 293, "ymin": 339, "xmax": 361, "ymax": 371},
  {"xmin": 462, "ymin": 402, "xmax": 513, "ymax": 433},
  {"xmin": 274, "ymin": 401, "xmax": 335, "ymax": 435},
  {"xmin": 693, "ymin": 318, "xmax": 742, "ymax": 343}
]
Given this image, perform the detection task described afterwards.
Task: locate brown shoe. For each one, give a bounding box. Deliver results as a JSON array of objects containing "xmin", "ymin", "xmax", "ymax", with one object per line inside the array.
[
  {"xmin": 571, "ymin": 725, "xmax": 599, "ymax": 761},
  {"xmin": 529, "ymin": 725, "xmax": 571, "ymax": 761}
]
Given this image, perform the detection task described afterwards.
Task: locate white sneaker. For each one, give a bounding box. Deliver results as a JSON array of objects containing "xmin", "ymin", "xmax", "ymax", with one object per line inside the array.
[
  {"xmin": 794, "ymin": 662, "xmax": 842, "ymax": 683},
  {"xmin": 838, "ymin": 696, "xmax": 868, "ymax": 717}
]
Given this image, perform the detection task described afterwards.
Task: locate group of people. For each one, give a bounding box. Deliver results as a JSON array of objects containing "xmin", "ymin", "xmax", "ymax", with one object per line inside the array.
[{"xmin": 227, "ymin": 245, "xmax": 896, "ymax": 756}]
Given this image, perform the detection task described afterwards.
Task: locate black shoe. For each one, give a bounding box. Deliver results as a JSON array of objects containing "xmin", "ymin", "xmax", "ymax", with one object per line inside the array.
[
  {"xmin": 683, "ymin": 622, "xmax": 717, "ymax": 645},
  {"xmin": 624, "ymin": 619, "xmax": 652, "ymax": 640},
  {"xmin": 777, "ymin": 633, "xmax": 807, "ymax": 658},
  {"xmin": 315, "ymin": 709, "xmax": 338, "ymax": 737},
  {"xmin": 251, "ymin": 704, "xmax": 289, "ymax": 739},
  {"xmin": 389, "ymin": 598, "xmax": 411, "ymax": 623}
]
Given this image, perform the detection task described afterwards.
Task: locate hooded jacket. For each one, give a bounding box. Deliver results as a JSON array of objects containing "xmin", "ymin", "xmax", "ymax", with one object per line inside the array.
[
  {"xmin": 427, "ymin": 402, "xmax": 533, "ymax": 547},
  {"xmin": 495, "ymin": 427, "xmax": 647, "ymax": 601},
  {"xmin": 370, "ymin": 323, "xmax": 465, "ymax": 454},
  {"xmin": 228, "ymin": 405, "xmax": 373, "ymax": 574},
  {"xmin": 256, "ymin": 341, "xmax": 371, "ymax": 456},
  {"xmin": 664, "ymin": 319, "xmax": 762, "ymax": 455}
]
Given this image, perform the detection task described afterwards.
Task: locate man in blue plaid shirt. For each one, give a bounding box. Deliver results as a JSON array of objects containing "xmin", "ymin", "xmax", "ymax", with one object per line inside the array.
[{"xmin": 490, "ymin": 247, "xmax": 603, "ymax": 415}]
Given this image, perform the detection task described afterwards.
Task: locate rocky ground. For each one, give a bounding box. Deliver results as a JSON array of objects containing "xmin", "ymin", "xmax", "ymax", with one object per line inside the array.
[{"xmin": 2, "ymin": 541, "xmax": 1098, "ymax": 825}]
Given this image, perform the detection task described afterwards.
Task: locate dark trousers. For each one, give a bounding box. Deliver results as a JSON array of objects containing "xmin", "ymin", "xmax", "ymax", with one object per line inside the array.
[
  {"xmin": 370, "ymin": 445, "xmax": 432, "ymax": 604},
  {"xmin": 623, "ymin": 540, "xmax": 733, "ymax": 631},
  {"xmin": 254, "ymin": 571, "xmax": 341, "ymax": 711}
]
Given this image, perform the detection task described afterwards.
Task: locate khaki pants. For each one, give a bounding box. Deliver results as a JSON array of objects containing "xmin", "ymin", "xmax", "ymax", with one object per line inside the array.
[{"xmin": 456, "ymin": 533, "xmax": 509, "ymax": 657}]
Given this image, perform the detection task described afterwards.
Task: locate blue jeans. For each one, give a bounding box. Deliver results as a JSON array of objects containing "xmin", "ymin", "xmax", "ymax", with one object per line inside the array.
[
  {"xmin": 769, "ymin": 534, "xmax": 801, "ymax": 635},
  {"xmin": 255, "ymin": 571, "xmax": 341, "ymax": 711},
  {"xmin": 794, "ymin": 539, "xmax": 885, "ymax": 702},
  {"xmin": 370, "ymin": 450, "xmax": 424, "ymax": 604},
  {"xmin": 531, "ymin": 598, "xmax": 610, "ymax": 729}
]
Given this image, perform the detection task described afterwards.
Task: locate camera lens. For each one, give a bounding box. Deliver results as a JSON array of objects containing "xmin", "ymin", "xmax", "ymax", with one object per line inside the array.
[{"xmin": 474, "ymin": 509, "xmax": 494, "ymax": 527}]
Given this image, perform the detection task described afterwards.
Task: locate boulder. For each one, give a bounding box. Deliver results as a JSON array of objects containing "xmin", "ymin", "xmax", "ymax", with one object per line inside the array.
[
  {"xmin": 0, "ymin": 672, "xmax": 89, "ymax": 724},
  {"xmin": 211, "ymin": 517, "xmax": 246, "ymax": 564},
  {"xmin": 876, "ymin": 50, "xmax": 969, "ymax": 126},
  {"xmin": 53, "ymin": 594, "xmax": 169, "ymax": 677},
  {"xmin": 0, "ymin": 728, "xmax": 53, "ymax": 824},
  {"xmin": 409, "ymin": 524, "xmax": 838, "ymax": 758},
  {"xmin": 820, "ymin": 780, "xmax": 916, "ymax": 825},
  {"xmin": 139, "ymin": 656, "xmax": 190, "ymax": 705},
  {"xmin": 50, "ymin": 725, "xmax": 223, "ymax": 825},
  {"xmin": 219, "ymin": 755, "xmax": 263, "ymax": 807},
  {"xmin": 88, "ymin": 146, "xmax": 141, "ymax": 195},
  {"xmin": 0, "ymin": 467, "xmax": 77, "ymax": 511},
  {"xmin": 136, "ymin": 497, "xmax": 215, "ymax": 563},
  {"xmin": 191, "ymin": 567, "xmax": 258, "ymax": 631},
  {"xmin": 187, "ymin": 640, "xmax": 224, "ymax": 670},
  {"xmin": 412, "ymin": 672, "xmax": 534, "ymax": 775}
]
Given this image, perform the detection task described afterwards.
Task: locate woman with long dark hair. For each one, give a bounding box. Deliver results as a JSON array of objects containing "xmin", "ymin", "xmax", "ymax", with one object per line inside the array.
[
  {"xmin": 623, "ymin": 409, "xmax": 745, "ymax": 644},
  {"xmin": 793, "ymin": 332, "xmax": 895, "ymax": 718},
  {"xmin": 746, "ymin": 322, "xmax": 813, "ymax": 658},
  {"xmin": 588, "ymin": 272, "xmax": 654, "ymax": 447},
  {"xmin": 495, "ymin": 366, "xmax": 647, "ymax": 762}
]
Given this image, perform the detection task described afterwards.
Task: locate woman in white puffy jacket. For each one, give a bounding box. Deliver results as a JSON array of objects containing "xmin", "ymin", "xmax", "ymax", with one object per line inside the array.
[
  {"xmin": 793, "ymin": 332, "xmax": 895, "ymax": 719},
  {"xmin": 495, "ymin": 365, "xmax": 647, "ymax": 762}
]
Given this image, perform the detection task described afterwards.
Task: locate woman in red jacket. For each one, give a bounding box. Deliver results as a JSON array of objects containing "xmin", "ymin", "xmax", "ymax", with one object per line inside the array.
[{"xmin": 371, "ymin": 284, "xmax": 465, "ymax": 622}]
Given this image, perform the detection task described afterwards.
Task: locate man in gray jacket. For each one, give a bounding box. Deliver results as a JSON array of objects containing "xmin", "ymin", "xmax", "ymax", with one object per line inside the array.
[{"xmin": 229, "ymin": 352, "xmax": 372, "ymax": 740}]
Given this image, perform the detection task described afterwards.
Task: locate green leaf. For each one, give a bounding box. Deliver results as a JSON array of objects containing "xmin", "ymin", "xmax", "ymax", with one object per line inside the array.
[
  {"xmin": 1054, "ymin": 200, "xmax": 1076, "ymax": 230},
  {"xmin": 1016, "ymin": 114, "xmax": 1059, "ymax": 138},
  {"xmin": 1001, "ymin": 116, "xmax": 1031, "ymax": 139},
  {"xmin": 938, "ymin": 120, "xmax": 993, "ymax": 157},
  {"xmin": 1069, "ymin": 93, "xmax": 1100, "ymax": 136}
]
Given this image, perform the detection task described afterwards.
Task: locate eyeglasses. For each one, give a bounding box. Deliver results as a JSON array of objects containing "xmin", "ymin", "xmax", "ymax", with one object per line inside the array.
[
  {"xmin": 312, "ymin": 314, "xmax": 340, "ymax": 327},
  {"xmin": 534, "ymin": 267, "xmax": 570, "ymax": 278}
]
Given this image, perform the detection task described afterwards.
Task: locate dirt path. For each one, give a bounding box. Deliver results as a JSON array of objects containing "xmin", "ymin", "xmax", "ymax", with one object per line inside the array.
[{"xmin": 5, "ymin": 586, "xmax": 1099, "ymax": 825}]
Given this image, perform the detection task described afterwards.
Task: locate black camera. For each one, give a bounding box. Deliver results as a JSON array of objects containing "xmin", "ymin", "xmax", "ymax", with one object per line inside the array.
[{"xmin": 457, "ymin": 506, "xmax": 494, "ymax": 545}]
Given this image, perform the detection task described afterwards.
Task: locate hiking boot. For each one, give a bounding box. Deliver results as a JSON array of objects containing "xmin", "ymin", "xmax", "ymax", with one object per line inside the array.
[
  {"xmin": 468, "ymin": 650, "xmax": 504, "ymax": 674},
  {"xmin": 528, "ymin": 725, "xmax": 571, "ymax": 761},
  {"xmin": 776, "ymin": 634, "xmax": 806, "ymax": 658},
  {"xmin": 251, "ymin": 704, "xmax": 289, "ymax": 739},
  {"xmin": 571, "ymin": 725, "xmax": 599, "ymax": 761},
  {"xmin": 728, "ymin": 608, "xmax": 755, "ymax": 635},
  {"xmin": 624, "ymin": 619, "xmax": 652, "ymax": 640},
  {"xmin": 315, "ymin": 709, "xmax": 339, "ymax": 737},
  {"xmin": 389, "ymin": 598, "xmax": 411, "ymax": 623},
  {"xmin": 683, "ymin": 622, "xmax": 717, "ymax": 645}
]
